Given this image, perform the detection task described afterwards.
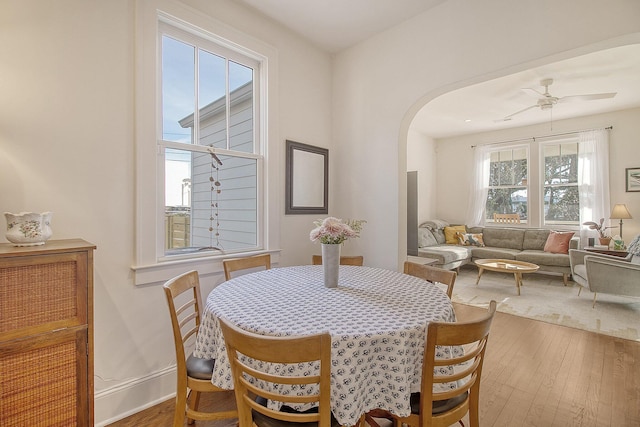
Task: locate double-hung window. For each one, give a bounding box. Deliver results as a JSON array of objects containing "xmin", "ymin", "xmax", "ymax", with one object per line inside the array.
[
  {"xmin": 134, "ymin": 2, "xmax": 276, "ymax": 285},
  {"xmin": 542, "ymin": 139, "xmax": 579, "ymax": 226},
  {"xmin": 160, "ymin": 23, "xmax": 261, "ymax": 256},
  {"xmin": 485, "ymin": 146, "xmax": 529, "ymax": 223}
]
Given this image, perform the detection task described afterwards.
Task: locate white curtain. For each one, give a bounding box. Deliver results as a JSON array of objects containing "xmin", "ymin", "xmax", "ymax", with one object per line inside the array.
[
  {"xmin": 577, "ymin": 129, "xmax": 610, "ymax": 245},
  {"xmin": 465, "ymin": 144, "xmax": 491, "ymax": 226}
]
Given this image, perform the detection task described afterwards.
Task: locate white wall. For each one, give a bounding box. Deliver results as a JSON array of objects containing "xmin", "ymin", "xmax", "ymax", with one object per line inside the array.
[
  {"xmin": 433, "ymin": 107, "xmax": 640, "ymax": 239},
  {"xmin": 332, "ymin": 0, "xmax": 640, "ymax": 269},
  {"xmin": 407, "ymin": 129, "xmax": 437, "ymax": 224},
  {"xmin": 0, "ymin": 0, "xmax": 332, "ymax": 424}
]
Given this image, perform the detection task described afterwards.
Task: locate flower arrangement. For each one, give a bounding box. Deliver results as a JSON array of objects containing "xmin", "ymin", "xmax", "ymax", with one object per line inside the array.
[
  {"xmin": 310, "ymin": 217, "xmax": 366, "ymax": 245},
  {"xmin": 582, "ymin": 218, "xmax": 614, "ymax": 238}
]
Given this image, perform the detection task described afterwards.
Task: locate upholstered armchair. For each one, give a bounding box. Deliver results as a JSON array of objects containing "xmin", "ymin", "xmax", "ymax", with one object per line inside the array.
[{"xmin": 569, "ymin": 235, "xmax": 640, "ymax": 307}]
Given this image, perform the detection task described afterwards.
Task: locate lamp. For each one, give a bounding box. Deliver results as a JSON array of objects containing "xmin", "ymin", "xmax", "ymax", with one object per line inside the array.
[{"xmin": 610, "ymin": 204, "xmax": 633, "ymax": 239}]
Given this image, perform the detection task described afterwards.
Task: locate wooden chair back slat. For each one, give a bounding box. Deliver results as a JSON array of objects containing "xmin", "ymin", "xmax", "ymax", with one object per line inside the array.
[
  {"xmin": 493, "ymin": 213, "xmax": 521, "ymax": 224},
  {"xmin": 223, "ymin": 254, "xmax": 271, "ymax": 280},
  {"xmin": 163, "ymin": 271, "xmax": 238, "ymax": 425},
  {"xmin": 409, "ymin": 301, "xmax": 496, "ymax": 427},
  {"xmin": 403, "ymin": 261, "xmax": 457, "ymax": 298},
  {"xmin": 219, "ymin": 317, "xmax": 333, "ymax": 427},
  {"xmin": 311, "ymin": 255, "xmax": 364, "ymax": 266}
]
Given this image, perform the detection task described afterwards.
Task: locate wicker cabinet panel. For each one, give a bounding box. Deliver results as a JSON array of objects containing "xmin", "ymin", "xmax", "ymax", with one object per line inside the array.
[
  {"xmin": 0, "ymin": 253, "xmax": 86, "ymax": 336},
  {"xmin": 0, "ymin": 327, "xmax": 88, "ymax": 426},
  {"xmin": 0, "ymin": 240, "xmax": 95, "ymax": 427}
]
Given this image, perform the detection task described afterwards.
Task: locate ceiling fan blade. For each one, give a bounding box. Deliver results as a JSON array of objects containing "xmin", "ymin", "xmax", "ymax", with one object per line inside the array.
[
  {"xmin": 558, "ymin": 92, "xmax": 617, "ymax": 103},
  {"xmin": 496, "ymin": 104, "xmax": 539, "ymax": 122},
  {"xmin": 521, "ymin": 87, "xmax": 546, "ymax": 98}
]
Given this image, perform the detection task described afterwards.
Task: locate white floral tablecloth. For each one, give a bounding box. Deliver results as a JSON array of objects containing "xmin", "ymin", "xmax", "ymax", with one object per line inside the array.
[{"xmin": 194, "ymin": 265, "xmax": 458, "ymax": 426}]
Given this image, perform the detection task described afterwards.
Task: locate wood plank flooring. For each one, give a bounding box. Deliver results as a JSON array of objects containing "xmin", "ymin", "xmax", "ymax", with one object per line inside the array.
[{"xmin": 107, "ymin": 303, "xmax": 640, "ymax": 427}]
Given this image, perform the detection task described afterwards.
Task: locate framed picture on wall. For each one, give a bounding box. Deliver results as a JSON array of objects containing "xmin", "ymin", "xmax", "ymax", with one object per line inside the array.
[
  {"xmin": 285, "ymin": 140, "xmax": 329, "ymax": 214},
  {"xmin": 626, "ymin": 167, "xmax": 640, "ymax": 192}
]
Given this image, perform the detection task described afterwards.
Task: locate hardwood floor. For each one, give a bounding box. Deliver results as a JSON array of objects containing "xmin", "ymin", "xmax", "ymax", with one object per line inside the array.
[
  {"xmin": 107, "ymin": 303, "xmax": 640, "ymax": 427},
  {"xmin": 105, "ymin": 390, "xmax": 238, "ymax": 427}
]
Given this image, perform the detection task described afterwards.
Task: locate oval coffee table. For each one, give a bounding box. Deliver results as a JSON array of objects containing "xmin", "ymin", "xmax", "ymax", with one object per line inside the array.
[{"xmin": 474, "ymin": 259, "xmax": 539, "ymax": 295}]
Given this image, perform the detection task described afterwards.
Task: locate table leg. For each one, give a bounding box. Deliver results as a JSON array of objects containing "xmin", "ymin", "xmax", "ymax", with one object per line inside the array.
[
  {"xmin": 514, "ymin": 273, "xmax": 522, "ymax": 295},
  {"xmin": 476, "ymin": 267, "xmax": 484, "ymax": 285}
]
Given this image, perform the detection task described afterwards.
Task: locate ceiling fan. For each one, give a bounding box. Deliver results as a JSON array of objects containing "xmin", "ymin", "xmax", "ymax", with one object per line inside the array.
[{"xmin": 498, "ymin": 78, "xmax": 617, "ymax": 121}]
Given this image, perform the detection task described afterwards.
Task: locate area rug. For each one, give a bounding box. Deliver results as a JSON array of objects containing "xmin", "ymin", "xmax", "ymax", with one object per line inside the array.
[{"xmin": 451, "ymin": 265, "xmax": 640, "ymax": 341}]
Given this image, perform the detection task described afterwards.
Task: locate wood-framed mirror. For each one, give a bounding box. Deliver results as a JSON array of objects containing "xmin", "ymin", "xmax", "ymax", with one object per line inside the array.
[{"xmin": 285, "ymin": 140, "xmax": 328, "ymax": 214}]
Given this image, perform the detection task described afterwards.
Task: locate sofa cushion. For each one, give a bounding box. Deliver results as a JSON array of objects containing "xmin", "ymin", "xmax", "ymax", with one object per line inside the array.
[
  {"xmin": 467, "ymin": 226, "xmax": 483, "ymax": 234},
  {"xmin": 482, "ymin": 228, "xmax": 525, "ymax": 250},
  {"xmin": 471, "ymin": 247, "xmax": 520, "ymax": 260},
  {"xmin": 444, "ymin": 225, "xmax": 466, "ymax": 244},
  {"xmin": 543, "ymin": 231, "xmax": 575, "ymax": 254},
  {"xmin": 516, "ymin": 250, "xmax": 570, "ymax": 267},
  {"xmin": 432, "ymin": 229, "xmax": 446, "ymax": 244},
  {"xmin": 418, "ymin": 227, "xmax": 438, "ymax": 247},
  {"xmin": 522, "ymin": 229, "xmax": 550, "ymax": 250},
  {"xmin": 418, "ymin": 245, "xmax": 471, "ymax": 265}
]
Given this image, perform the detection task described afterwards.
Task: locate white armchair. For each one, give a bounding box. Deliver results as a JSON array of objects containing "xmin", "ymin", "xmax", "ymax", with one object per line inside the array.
[{"xmin": 569, "ymin": 236, "xmax": 640, "ymax": 307}]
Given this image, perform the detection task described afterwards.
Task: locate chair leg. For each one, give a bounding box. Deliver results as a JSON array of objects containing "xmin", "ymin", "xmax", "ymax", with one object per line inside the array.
[
  {"xmin": 365, "ymin": 414, "xmax": 381, "ymax": 427},
  {"xmin": 592, "ymin": 292, "xmax": 597, "ymax": 308},
  {"xmin": 174, "ymin": 389, "xmax": 188, "ymax": 427},
  {"xmin": 187, "ymin": 390, "xmax": 201, "ymax": 425},
  {"xmin": 562, "ymin": 273, "xmax": 568, "ymax": 286},
  {"xmin": 468, "ymin": 385, "xmax": 480, "ymax": 427},
  {"xmin": 365, "ymin": 409, "xmax": 393, "ymax": 427}
]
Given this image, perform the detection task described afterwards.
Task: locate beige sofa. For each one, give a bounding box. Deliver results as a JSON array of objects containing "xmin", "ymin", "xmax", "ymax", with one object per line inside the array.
[{"xmin": 417, "ymin": 220, "xmax": 579, "ymax": 285}]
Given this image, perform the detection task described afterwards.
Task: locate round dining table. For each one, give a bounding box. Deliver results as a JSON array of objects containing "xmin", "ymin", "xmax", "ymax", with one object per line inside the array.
[{"xmin": 193, "ymin": 265, "xmax": 458, "ymax": 426}]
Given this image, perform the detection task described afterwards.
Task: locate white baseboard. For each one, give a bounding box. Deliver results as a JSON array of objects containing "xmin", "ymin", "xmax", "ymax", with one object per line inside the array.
[{"xmin": 94, "ymin": 365, "xmax": 177, "ymax": 426}]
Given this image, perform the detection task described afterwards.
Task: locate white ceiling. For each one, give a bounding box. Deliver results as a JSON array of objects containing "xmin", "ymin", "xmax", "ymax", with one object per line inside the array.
[
  {"xmin": 413, "ymin": 44, "xmax": 640, "ymax": 138},
  {"xmin": 237, "ymin": 0, "xmax": 447, "ymax": 53},
  {"xmin": 237, "ymin": 1, "xmax": 640, "ymax": 138}
]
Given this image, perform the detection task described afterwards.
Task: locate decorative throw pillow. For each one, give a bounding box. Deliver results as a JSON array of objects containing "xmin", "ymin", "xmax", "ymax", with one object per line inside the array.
[
  {"xmin": 419, "ymin": 219, "xmax": 449, "ymax": 231},
  {"xmin": 457, "ymin": 232, "xmax": 485, "ymax": 247},
  {"xmin": 418, "ymin": 227, "xmax": 438, "ymax": 247},
  {"xmin": 432, "ymin": 229, "xmax": 446, "ymax": 244},
  {"xmin": 444, "ymin": 225, "xmax": 467, "ymax": 244},
  {"xmin": 627, "ymin": 234, "xmax": 640, "ymax": 256},
  {"xmin": 543, "ymin": 231, "xmax": 575, "ymax": 254}
]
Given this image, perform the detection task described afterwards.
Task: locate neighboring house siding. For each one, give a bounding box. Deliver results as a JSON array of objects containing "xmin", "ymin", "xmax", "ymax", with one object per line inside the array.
[{"xmin": 187, "ymin": 84, "xmax": 257, "ymax": 251}]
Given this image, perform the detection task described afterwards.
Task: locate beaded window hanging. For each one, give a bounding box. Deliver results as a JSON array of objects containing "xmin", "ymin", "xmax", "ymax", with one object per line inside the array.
[{"xmin": 201, "ymin": 150, "xmax": 224, "ymax": 251}]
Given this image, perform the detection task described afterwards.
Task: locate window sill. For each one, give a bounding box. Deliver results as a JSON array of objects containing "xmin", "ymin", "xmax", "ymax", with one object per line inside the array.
[{"xmin": 131, "ymin": 249, "xmax": 281, "ymax": 285}]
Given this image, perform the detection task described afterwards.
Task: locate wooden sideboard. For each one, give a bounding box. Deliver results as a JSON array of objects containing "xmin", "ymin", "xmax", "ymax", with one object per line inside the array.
[{"xmin": 0, "ymin": 239, "xmax": 95, "ymax": 426}]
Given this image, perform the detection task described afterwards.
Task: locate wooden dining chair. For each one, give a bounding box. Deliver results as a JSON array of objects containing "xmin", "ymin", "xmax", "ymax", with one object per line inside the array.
[
  {"xmin": 163, "ymin": 271, "xmax": 238, "ymax": 427},
  {"xmin": 390, "ymin": 300, "xmax": 497, "ymax": 427},
  {"xmin": 493, "ymin": 213, "xmax": 521, "ymax": 224},
  {"xmin": 218, "ymin": 317, "xmax": 345, "ymax": 427},
  {"xmin": 223, "ymin": 253, "xmax": 271, "ymax": 280},
  {"xmin": 404, "ymin": 261, "xmax": 457, "ymax": 298},
  {"xmin": 311, "ymin": 255, "xmax": 364, "ymax": 266}
]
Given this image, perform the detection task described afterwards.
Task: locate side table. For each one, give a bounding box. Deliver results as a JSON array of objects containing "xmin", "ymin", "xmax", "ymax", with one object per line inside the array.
[{"xmin": 584, "ymin": 246, "xmax": 629, "ymax": 258}]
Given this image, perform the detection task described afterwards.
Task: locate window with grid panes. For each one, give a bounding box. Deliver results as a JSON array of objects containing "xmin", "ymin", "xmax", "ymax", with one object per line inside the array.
[
  {"xmin": 160, "ymin": 23, "xmax": 262, "ymax": 257},
  {"xmin": 485, "ymin": 147, "xmax": 529, "ymax": 223},
  {"xmin": 542, "ymin": 140, "xmax": 579, "ymax": 226}
]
